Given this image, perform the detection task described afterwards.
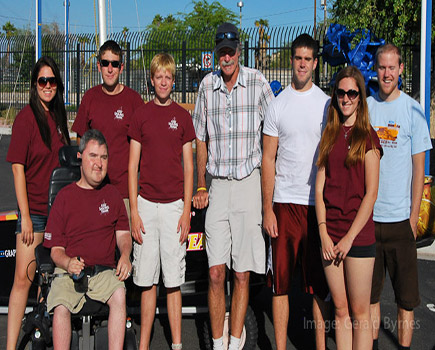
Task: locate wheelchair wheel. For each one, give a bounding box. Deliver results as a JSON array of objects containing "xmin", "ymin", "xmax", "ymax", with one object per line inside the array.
[
  {"xmin": 18, "ymin": 329, "xmax": 48, "ymax": 350},
  {"xmin": 203, "ymin": 306, "xmax": 258, "ymax": 350}
]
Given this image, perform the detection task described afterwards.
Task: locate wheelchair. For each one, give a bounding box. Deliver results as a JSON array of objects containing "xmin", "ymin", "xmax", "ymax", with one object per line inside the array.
[{"xmin": 18, "ymin": 145, "xmax": 137, "ymax": 350}]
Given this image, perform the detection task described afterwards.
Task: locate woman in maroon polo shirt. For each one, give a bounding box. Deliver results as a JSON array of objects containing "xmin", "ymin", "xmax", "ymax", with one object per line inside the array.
[
  {"xmin": 315, "ymin": 66, "xmax": 382, "ymax": 349},
  {"xmin": 6, "ymin": 56, "xmax": 70, "ymax": 349}
]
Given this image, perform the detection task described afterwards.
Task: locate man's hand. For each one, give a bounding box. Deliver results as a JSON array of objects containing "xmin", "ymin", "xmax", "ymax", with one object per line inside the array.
[
  {"xmin": 263, "ymin": 209, "xmax": 278, "ymax": 238},
  {"xmin": 409, "ymin": 212, "xmax": 418, "ymax": 240},
  {"xmin": 67, "ymin": 256, "xmax": 85, "ymax": 275},
  {"xmin": 116, "ymin": 254, "xmax": 132, "ymax": 281},
  {"xmin": 177, "ymin": 211, "xmax": 191, "ymax": 243},
  {"xmin": 193, "ymin": 189, "xmax": 209, "ymax": 209},
  {"xmin": 131, "ymin": 211, "xmax": 145, "ymax": 244}
]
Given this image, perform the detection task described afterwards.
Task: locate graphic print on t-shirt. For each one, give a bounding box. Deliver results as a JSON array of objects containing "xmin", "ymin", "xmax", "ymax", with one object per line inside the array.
[
  {"xmin": 114, "ymin": 107, "xmax": 124, "ymax": 120},
  {"xmin": 168, "ymin": 117, "xmax": 179, "ymax": 131},
  {"xmin": 373, "ymin": 121, "xmax": 400, "ymax": 149},
  {"xmin": 99, "ymin": 200, "xmax": 110, "ymax": 215}
]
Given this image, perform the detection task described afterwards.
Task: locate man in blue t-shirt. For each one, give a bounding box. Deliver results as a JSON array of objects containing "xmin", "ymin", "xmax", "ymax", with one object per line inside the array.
[{"xmin": 368, "ymin": 43, "xmax": 432, "ymax": 350}]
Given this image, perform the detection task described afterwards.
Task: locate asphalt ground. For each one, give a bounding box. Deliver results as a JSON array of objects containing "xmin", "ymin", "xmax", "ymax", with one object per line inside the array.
[{"xmin": 1, "ymin": 134, "xmax": 435, "ymax": 349}]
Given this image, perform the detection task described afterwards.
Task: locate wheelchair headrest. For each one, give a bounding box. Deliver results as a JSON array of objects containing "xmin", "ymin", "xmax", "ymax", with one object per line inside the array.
[{"xmin": 59, "ymin": 145, "xmax": 80, "ymax": 167}]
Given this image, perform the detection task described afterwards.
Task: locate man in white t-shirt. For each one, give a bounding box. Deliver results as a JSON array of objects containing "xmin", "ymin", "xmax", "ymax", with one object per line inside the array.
[{"xmin": 262, "ymin": 33, "xmax": 330, "ymax": 350}]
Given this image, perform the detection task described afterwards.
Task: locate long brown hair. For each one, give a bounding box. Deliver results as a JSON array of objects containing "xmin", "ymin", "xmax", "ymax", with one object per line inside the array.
[
  {"xmin": 317, "ymin": 66, "xmax": 374, "ymax": 168},
  {"xmin": 29, "ymin": 56, "xmax": 70, "ymax": 150}
]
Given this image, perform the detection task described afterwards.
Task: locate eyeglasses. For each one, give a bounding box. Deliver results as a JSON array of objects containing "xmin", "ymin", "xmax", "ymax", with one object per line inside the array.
[
  {"xmin": 215, "ymin": 32, "xmax": 238, "ymax": 43},
  {"xmin": 336, "ymin": 89, "xmax": 359, "ymax": 100},
  {"xmin": 99, "ymin": 59, "xmax": 121, "ymax": 68},
  {"xmin": 37, "ymin": 76, "xmax": 57, "ymax": 88}
]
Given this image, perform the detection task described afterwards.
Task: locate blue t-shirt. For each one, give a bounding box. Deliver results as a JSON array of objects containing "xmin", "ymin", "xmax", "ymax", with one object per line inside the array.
[{"xmin": 368, "ymin": 92, "xmax": 432, "ymax": 222}]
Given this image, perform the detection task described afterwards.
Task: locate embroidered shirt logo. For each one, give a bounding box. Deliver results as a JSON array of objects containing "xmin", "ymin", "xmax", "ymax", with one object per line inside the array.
[
  {"xmin": 114, "ymin": 108, "xmax": 124, "ymax": 120},
  {"xmin": 99, "ymin": 201, "xmax": 110, "ymax": 215},
  {"xmin": 168, "ymin": 117, "xmax": 178, "ymax": 130},
  {"xmin": 44, "ymin": 232, "xmax": 52, "ymax": 240}
]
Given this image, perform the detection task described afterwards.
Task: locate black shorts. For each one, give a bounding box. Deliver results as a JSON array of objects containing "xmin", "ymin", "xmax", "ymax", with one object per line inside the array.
[
  {"xmin": 347, "ymin": 243, "xmax": 376, "ymax": 258},
  {"xmin": 370, "ymin": 220, "xmax": 420, "ymax": 310}
]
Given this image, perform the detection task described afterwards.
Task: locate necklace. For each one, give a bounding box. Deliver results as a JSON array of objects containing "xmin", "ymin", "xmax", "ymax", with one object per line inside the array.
[
  {"xmin": 343, "ymin": 125, "xmax": 353, "ymax": 150},
  {"xmin": 343, "ymin": 125, "xmax": 353, "ymax": 140}
]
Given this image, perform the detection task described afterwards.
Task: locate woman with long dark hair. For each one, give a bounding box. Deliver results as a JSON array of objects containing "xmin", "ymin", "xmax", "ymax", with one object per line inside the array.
[
  {"xmin": 6, "ymin": 56, "xmax": 70, "ymax": 349},
  {"xmin": 315, "ymin": 66, "xmax": 382, "ymax": 349}
]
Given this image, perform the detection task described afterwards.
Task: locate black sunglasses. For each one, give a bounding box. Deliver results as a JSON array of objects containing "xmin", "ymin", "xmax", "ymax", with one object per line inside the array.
[
  {"xmin": 215, "ymin": 32, "xmax": 238, "ymax": 42},
  {"xmin": 37, "ymin": 76, "xmax": 57, "ymax": 88},
  {"xmin": 336, "ymin": 88, "xmax": 359, "ymax": 100},
  {"xmin": 100, "ymin": 59, "xmax": 121, "ymax": 68}
]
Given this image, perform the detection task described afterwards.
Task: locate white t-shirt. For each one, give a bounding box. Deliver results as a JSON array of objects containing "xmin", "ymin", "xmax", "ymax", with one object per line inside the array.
[{"xmin": 263, "ymin": 84, "xmax": 329, "ymax": 205}]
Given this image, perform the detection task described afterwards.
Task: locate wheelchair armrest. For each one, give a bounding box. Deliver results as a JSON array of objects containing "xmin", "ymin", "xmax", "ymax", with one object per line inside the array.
[{"xmin": 35, "ymin": 243, "xmax": 55, "ymax": 274}]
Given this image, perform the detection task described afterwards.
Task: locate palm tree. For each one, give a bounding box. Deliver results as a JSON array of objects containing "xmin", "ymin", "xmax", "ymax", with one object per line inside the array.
[
  {"xmin": 122, "ymin": 26, "xmax": 129, "ymax": 50},
  {"xmin": 254, "ymin": 19, "xmax": 270, "ymax": 69},
  {"xmin": 2, "ymin": 21, "xmax": 17, "ymax": 66}
]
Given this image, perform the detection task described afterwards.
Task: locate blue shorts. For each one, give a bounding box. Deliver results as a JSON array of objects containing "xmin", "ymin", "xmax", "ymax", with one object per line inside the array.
[{"xmin": 15, "ymin": 212, "xmax": 47, "ymax": 234}]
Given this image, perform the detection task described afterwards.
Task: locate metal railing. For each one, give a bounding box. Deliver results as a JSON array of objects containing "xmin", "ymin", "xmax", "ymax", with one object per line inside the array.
[{"xmin": 0, "ymin": 25, "xmax": 427, "ymax": 125}]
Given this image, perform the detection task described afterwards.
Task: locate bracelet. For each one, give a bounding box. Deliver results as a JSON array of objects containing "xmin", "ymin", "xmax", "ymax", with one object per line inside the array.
[
  {"xmin": 318, "ymin": 221, "xmax": 326, "ymax": 227},
  {"xmin": 197, "ymin": 187, "xmax": 207, "ymax": 192}
]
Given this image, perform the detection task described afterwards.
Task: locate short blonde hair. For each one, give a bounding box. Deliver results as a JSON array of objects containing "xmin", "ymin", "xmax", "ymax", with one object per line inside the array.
[{"xmin": 150, "ymin": 53, "xmax": 176, "ymax": 78}]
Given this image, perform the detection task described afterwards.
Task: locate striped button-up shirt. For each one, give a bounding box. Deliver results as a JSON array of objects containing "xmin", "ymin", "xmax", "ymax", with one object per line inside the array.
[{"xmin": 192, "ymin": 65, "xmax": 274, "ymax": 180}]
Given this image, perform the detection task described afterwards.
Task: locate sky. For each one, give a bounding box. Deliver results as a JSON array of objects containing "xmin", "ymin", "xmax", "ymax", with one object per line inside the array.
[{"xmin": 0, "ymin": 0, "xmax": 329, "ymax": 35}]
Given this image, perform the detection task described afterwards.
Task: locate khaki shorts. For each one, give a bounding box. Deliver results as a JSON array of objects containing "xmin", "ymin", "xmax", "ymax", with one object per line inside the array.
[
  {"xmin": 47, "ymin": 268, "xmax": 125, "ymax": 314},
  {"xmin": 205, "ymin": 168, "xmax": 265, "ymax": 273},
  {"xmin": 370, "ymin": 220, "xmax": 420, "ymax": 310},
  {"xmin": 132, "ymin": 196, "xmax": 186, "ymax": 288}
]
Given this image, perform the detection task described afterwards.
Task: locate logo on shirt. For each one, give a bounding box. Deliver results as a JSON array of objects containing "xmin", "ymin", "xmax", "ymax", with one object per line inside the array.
[
  {"xmin": 99, "ymin": 201, "xmax": 110, "ymax": 215},
  {"xmin": 374, "ymin": 121, "xmax": 400, "ymax": 149},
  {"xmin": 44, "ymin": 232, "xmax": 52, "ymax": 241},
  {"xmin": 114, "ymin": 107, "xmax": 124, "ymax": 120},
  {"xmin": 168, "ymin": 117, "xmax": 178, "ymax": 131}
]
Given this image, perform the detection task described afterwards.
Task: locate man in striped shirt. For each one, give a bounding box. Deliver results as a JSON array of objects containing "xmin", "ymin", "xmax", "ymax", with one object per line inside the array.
[{"xmin": 192, "ymin": 22, "xmax": 274, "ymax": 350}]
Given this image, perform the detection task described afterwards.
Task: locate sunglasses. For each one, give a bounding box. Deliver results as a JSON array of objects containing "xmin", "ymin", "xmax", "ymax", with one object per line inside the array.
[
  {"xmin": 336, "ymin": 89, "xmax": 359, "ymax": 100},
  {"xmin": 215, "ymin": 32, "xmax": 238, "ymax": 43},
  {"xmin": 100, "ymin": 59, "xmax": 121, "ymax": 68},
  {"xmin": 37, "ymin": 76, "xmax": 57, "ymax": 88}
]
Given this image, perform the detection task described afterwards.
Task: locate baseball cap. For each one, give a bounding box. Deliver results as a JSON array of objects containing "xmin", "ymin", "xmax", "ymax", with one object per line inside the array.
[{"xmin": 215, "ymin": 23, "xmax": 239, "ymax": 53}]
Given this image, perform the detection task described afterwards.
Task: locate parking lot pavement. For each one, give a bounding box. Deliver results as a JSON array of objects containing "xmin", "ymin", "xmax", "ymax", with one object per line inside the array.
[{"xmin": 1, "ymin": 258, "xmax": 434, "ymax": 349}]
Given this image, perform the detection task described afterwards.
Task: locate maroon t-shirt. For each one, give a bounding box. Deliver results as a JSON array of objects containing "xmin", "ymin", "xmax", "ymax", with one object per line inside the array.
[
  {"xmin": 72, "ymin": 85, "xmax": 144, "ymax": 198},
  {"xmin": 7, "ymin": 105, "xmax": 66, "ymax": 216},
  {"xmin": 323, "ymin": 127, "xmax": 382, "ymax": 246},
  {"xmin": 128, "ymin": 100, "xmax": 196, "ymax": 203},
  {"xmin": 43, "ymin": 183, "xmax": 129, "ymax": 268}
]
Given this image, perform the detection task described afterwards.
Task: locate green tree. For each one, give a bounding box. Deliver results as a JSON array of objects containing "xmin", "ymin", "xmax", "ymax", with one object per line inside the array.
[
  {"xmin": 2, "ymin": 21, "xmax": 17, "ymax": 66},
  {"xmin": 181, "ymin": 0, "xmax": 237, "ymax": 32},
  {"xmin": 330, "ymin": 0, "xmax": 435, "ymax": 45},
  {"xmin": 11, "ymin": 27, "xmax": 34, "ymax": 82},
  {"xmin": 140, "ymin": 1, "xmax": 237, "ymax": 68}
]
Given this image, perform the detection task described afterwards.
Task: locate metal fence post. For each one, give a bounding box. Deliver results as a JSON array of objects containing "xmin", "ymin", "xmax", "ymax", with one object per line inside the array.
[
  {"xmin": 76, "ymin": 43, "xmax": 80, "ymax": 110},
  {"xmin": 182, "ymin": 41, "xmax": 187, "ymax": 103},
  {"xmin": 126, "ymin": 42, "xmax": 130, "ymax": 87},
  {"xmin": 244, "ymin": 40, "xmax": 249, "ymax": 67}
]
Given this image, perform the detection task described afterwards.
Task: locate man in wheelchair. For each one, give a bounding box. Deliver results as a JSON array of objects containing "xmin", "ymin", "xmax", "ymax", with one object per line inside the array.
[{"xmin": 43, "ymin": 129, "xmax": 132, "ymax": 349}]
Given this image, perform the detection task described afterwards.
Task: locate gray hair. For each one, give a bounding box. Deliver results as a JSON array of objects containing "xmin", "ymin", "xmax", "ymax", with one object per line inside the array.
[{"xmin": 79, "ymin": 129, "xmax": 109, "ymax": 155}]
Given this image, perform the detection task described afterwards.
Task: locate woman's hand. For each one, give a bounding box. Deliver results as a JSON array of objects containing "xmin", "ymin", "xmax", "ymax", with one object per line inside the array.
[
  {"xmin": 20, "ymin": 214, "xmax": 34, "ymax": 246},
  {"xmin": 320, "ymin": 232, "xmax": 336, "ymax": 261},
  {"xmin": 333, "ymin": 234, "xmax": 354, "ymax": 262}
]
